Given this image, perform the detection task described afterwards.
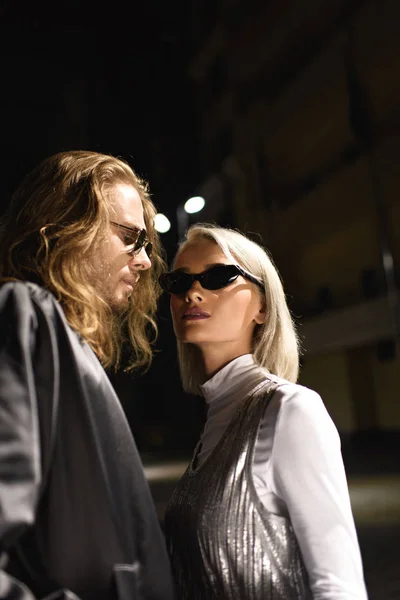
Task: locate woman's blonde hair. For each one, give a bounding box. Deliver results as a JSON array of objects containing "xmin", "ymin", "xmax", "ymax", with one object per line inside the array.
[
  {"xmin": 0, "ymin": 150, "xmax": 165, "ymax": 372},
  {"xmin": 173, "ymin": 223, "xmax": 300, "ymax": 394}
]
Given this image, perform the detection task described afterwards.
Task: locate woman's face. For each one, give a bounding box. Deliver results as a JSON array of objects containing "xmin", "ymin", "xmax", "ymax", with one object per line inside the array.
[{"xmin": 170, "ymin": 239, "xmax": 265, "ymax": 362}]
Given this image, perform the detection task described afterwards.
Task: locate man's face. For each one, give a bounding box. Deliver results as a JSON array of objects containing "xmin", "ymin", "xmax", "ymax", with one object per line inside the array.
[{"xmin": 89, "ymin": 183, "xmax": 152, "ymax": 311}]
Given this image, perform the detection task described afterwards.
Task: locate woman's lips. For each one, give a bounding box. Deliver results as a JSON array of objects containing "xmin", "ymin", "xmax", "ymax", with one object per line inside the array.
[{"xmin": 182, "ymin": 309, "xmax": 210, "ymax": 320}]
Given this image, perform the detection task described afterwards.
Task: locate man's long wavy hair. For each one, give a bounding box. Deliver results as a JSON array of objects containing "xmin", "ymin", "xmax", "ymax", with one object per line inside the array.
[{"xmin": 0, "ymin": 150, "xmax": 165, "ymax": 372}]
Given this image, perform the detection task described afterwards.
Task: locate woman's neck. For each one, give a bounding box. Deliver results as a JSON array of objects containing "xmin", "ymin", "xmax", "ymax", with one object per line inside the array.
[{"xmin": 200, "ymin": 341, "xmax": 253, "ymax": 380}]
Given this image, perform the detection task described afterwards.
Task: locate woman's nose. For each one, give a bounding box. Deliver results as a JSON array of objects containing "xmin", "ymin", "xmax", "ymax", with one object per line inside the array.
[{"xmin": 185, "ymin": 280, "xmax": 204, "ymax": 302}]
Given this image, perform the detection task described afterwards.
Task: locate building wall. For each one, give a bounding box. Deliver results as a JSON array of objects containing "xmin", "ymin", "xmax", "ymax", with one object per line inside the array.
[
  {"xmin": 299, "ymin": 343, "xmax": 400, "ymax": 433},
  {"xmin": 298, "ymin": 352, "xmax": 356, "ymax": 433},
  {"xmin": 189, "ymin": 0, "xmax": 400, "ymax": 433},
  {"xmin": 371, "ymin": 352, "xmax": 400, "ymax": 430}
]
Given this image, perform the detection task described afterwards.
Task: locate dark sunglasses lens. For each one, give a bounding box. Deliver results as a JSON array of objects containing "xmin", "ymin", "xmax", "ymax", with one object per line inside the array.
[
  {"xmin": 133, "ymin": 231, "xmax": 152, "ymax": 258},
  {"xmin": 160, "ymin": 272, "xmax": 191, "ymax": 294},
  {"xmin": 203, "ymin": 265, "xmax": 239, "ymax": 290},
  {"xmin": 134, "ymin": 230, "xmax": 146, "ymax": 250}
]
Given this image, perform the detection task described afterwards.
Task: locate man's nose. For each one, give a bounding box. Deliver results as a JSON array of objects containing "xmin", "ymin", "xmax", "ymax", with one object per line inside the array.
[{"xmin": 129, "ymin": 246, "xmax": 151, "ymax": 270}]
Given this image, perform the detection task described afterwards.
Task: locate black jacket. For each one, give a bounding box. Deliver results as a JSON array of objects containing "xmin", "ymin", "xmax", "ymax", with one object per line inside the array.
[{"xmin": 0, "ymin": 282, "xmax": 174, "ymax": 600}]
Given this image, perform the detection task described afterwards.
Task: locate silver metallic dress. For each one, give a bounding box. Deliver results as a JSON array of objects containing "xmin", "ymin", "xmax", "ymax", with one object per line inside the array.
[{"xmin": 164, "ymin": 380, "xmax": 312, "ymax": 599}]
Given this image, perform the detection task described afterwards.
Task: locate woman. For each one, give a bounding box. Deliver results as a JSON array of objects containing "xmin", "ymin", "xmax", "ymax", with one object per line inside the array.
[{"xmin": 159, "ymin": 223, "xmax": 367, "ymax": 599}]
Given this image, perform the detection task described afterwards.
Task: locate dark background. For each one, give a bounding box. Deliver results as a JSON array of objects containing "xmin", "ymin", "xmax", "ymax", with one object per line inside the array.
[
  {"xmin": 1, "ymin": 3, "xmax": 400, "ymax": 597},
  {"xmin": 0, "ymin": 0, "xmax": 205, "ymax": 453},
  {"xmin": 0, "ymin": 0, "xmax": 198, "ymax": 226},
  {"xmin": 1, "ymin": 0, "xmax": 399, "ymax": 458},
  {"xmin": 1, "ymin": 0, "xmax": 399, "ymax": 449}
]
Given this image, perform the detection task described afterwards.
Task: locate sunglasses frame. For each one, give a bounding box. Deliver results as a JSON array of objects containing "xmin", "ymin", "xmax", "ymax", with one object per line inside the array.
[
  {"xmin": 159, "ymin": 264, "xmax": 264, "ymax": 295},
  {"xmin": 110, "ymin": 220, "xmax": 152, "ymax": 258}
]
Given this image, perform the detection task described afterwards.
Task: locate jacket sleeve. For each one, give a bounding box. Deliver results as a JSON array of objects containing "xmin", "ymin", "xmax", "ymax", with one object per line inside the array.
[
  {"xmin": 0, "ymin": 283, "xmax": 42, "ymax": 598},
  {"xmin": 0, "ymin": 283, "xmax": 81, "ymax": 600}
]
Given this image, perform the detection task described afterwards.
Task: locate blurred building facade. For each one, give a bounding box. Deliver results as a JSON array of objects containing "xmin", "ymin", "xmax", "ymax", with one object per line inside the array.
[{"xmin": 187, "ymin": 0, "xmax": 400, "ymax": 436}]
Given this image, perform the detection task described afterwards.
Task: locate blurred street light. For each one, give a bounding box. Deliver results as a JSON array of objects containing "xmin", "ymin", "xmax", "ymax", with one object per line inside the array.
[
  {"xmin": 154, "ymin": 213, "xmax": 171, "ymax": 233},
  {"xmin": 177, "ymin": 195, "xmax": 206, "ymax": 240},
  {"xmin": 184, "ymin": 196, "xmax": 205, "ymax": 214}
]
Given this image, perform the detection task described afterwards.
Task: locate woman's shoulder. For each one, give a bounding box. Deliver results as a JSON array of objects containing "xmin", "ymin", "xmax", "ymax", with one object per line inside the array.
[
  {"xmin": 261, "ymin": 371, "xmax": 321, "ymax": 402},
  {"xmin": 260, "ymin": 371, "xmax": 328, "ymax": 416},
  {"xmin": 261, "ymin": 372, "xmax": 338, "ymax": 436}
]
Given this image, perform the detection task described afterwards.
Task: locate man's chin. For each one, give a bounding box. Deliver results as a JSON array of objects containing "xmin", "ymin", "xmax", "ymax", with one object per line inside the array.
[
  {"xmin": 110, "ymin": 297, "xmax": 130, "ymax": 314},
  {"xmin": 103, "ymin": 290, "xmax": 131, "ymax": 315}
]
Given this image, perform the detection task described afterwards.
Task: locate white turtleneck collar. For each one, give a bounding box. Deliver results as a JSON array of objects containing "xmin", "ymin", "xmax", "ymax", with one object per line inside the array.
[
  {"xmin": 200, "ymin": 354, "xmax": 265, "ymax": 404},
  {"xmin": 197, "ymin": 354, "xmax": 267, "ymax": 466}
]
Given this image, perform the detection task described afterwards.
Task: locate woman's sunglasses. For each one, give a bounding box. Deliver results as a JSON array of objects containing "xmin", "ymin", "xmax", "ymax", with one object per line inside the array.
[
  {"xmin": 159, "ymin": 264, "xmax": 264, "ymax": 295},
  {"xmin": 110, "ymin": 221, "xmax": 152, "ymax": 258}
]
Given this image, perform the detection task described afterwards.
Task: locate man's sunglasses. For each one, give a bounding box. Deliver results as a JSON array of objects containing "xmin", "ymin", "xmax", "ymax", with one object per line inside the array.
[
  {"xmin": 110, "ymin": 221, "xmax": 152, "ymax": 258},
  {"xmin": 159, "ymin": 264, "xmax": 264, "ymax": 295}
]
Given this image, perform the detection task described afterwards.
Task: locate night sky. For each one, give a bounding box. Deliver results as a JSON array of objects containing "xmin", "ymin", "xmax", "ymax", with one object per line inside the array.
[
  {"xmin": 0, "ymin": 0, "xmax": 206, "ymax": 455},
  {"xmin": 0, "ymin": 1, "xmax": 199, "ymax": 246}
]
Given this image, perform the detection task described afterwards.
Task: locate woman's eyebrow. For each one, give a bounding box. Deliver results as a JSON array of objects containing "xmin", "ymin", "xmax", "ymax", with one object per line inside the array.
[
  {"xmin": 204, "ymin": 262, "xmax": 226, "ymax": 268},
  {"xmin": 172, "ymin": 262, "xmax": 226, "ymax": 273}
]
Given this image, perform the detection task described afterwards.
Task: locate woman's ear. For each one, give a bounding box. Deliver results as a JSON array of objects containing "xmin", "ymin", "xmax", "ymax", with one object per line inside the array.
[{"xmin": 254, "ymin": 304, "xmax": 266, "ymax": 325}]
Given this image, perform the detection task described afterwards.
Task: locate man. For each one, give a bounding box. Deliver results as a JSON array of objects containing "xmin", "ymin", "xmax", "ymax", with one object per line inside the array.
[{"xmin": 0, "ymin": 151, "xmax": 174, "ymax": 600}]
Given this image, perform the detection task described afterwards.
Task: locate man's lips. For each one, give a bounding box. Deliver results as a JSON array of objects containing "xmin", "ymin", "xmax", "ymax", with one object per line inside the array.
[{"xmin": 122, "ymin": 277, "xmax": 139, "ymax": 290}]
